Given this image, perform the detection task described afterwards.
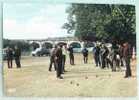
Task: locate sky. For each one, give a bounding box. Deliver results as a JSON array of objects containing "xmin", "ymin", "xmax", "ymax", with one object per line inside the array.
[{"xmin": 3, "ymin": 3, "xmax": 74, "ymax": 39}]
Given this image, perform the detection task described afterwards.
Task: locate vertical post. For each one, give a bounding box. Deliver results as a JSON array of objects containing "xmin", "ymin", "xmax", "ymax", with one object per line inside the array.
[{"xmin": 0, "ymin": 2, "xmax": 3, "ymax": 96}]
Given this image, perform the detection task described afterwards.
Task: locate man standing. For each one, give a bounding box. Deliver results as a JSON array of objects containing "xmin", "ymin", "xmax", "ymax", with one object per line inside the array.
[
  {"xmin": 49, "ymin": 45, "xmax": 57, "ymax": 71},
  {"xmin": 123, "ymin": 42, "xmax": 132, "ymax": 78},
  {"xmin": 119, "ymin": 44, "xmax": 124, "ymax": 67},
  {"xmin": 14, "ymin": 46, "xmax": 21, "ymax": 68},
  {"xmin": 6, "ymin": 47, "xmax": 13, "ymax": 68},
  {"xmin": 111, "ymin": 41, "xmax": 119, "ymax": 71},
  {"xmin": 68, "ymin": 46, "xmax": 74, "ymax": 65},
  {"xmin": 93, "ymin": 44, "xmax": 101, "ymax": 67},
  {"xmin": 101, "ymin": 44, "xmax": 109, "ymax": 69},
  {"xmin": 82, "ymin": 47, "xmax": 88, "ymax": 63},
  {"xmin": 55, "ymin": 45, "xmax": 63, "ymax": 79}
]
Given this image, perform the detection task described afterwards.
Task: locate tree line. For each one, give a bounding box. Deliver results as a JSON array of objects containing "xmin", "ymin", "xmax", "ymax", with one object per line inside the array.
[{"xmin": 3, "ymin": 39, "xmax": 40, "ymax": 51}]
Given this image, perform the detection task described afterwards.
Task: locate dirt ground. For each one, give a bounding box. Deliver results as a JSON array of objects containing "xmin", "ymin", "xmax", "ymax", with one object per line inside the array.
[{"xmin": 3, "ymin": 53, "xmax": 137, "ymax": 97}]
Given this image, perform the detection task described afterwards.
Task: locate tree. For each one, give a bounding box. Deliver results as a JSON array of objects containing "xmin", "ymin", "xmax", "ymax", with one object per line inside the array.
[
  {"xmin": 63, "ymin": 4, "xmax": 135, "ymax": 44},
  {"xmin": 3, "ymin": 39, "xmax": 31, "ymax": 52}
]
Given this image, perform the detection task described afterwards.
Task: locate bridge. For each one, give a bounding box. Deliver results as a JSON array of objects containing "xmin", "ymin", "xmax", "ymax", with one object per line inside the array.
[{"xmin": 26, "ymin": 37, "xmax": 95, "ymax": 50}]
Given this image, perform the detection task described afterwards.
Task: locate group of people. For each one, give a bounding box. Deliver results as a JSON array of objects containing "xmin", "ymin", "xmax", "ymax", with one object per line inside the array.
[
  {"xmin": 49, "ymin": 44, "xmax": 75, "ymax": 79},
  {"xmin": 49, "ymin": 45, "xmax": 66, "ymax": 79},
  {"xmin": 90, "ymin": 41, "xmax": 132, "ymax": 78},
  {"xmin": 5, "ymin": 46, "xmax": 21, "ymax": 68},
  {"xmin": 49, "ymin": 41, "xmax": 133, "ymax": 79},
  {"xmin": 5, "ymin": 41, "xmax": 133, "ymax": 79}
]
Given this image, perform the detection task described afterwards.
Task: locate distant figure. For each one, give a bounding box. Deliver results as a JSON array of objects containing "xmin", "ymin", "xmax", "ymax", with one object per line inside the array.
[
  {"xmin": 49, "ymin": 45, "xmax": 57, "ymax": 71},
  {"xmin": 68, "ymin": 45, "xmax": 74, "ymax": 65},
  {"xmin": 123, "ymin": 42, "xmax": 132, "ymax": 78},
  {"xmin": 111, "ymin": 42, "xmax": 119, "ymax": 71},
  {"xmin": 101, "ymin": 44, "xmax": 109, "ymax": 69},
  {"xmin": 55, "ymin": 45, "xmax": 63, "ymax": 79},
  {"xmin": 62, "ymin": 45, "xmax": 67, "ymax": 73},
  {"xmin": 93, "ymin": 44, "xmax": 101, "ymax": 67},
  {"xmin": 6, "ymin": 47, "xmax": 13, "ymax": 68},
  {"xmin": 82, "ymin": 47, "xmax": 88, "ymax": 63},
  {"xmin": 106, "ymin": 47, "xmax": 113, "ymax": 69},
  {"xmin": 14, "ymin": 46, "xmax": 21, "ymax": 68},
  {"xmin": 119, "ymin": 44, "xmax": 124, "ymax": 66}
]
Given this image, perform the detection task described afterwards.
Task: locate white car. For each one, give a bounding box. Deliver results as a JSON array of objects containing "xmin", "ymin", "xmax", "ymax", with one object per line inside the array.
[
  {"xmin": 86, "ymin": 47, "xmax": 94, "ymax": 52},
  {"xmin": 31, "ymin": 48, "xmax": 41, "ymax": 56},
  {"xmin": 73, "ymin": 48, "xmax": 82, "ymax": 53}
]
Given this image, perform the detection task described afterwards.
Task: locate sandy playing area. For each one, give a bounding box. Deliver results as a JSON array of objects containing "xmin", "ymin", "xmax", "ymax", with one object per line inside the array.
[{"xmin": 3, "ymin": 53, "xmax": 137, "ymax": 97}]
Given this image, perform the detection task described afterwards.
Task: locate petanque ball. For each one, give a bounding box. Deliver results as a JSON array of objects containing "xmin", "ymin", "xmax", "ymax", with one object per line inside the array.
[
  {"xmin": 70, "ymin": 81, "xmax": 73, "ymax": 84},
  {"xmin": 76, "ymin": 83, "xmax": 79, "ymax": 86},
  {"xmin": 85, "ymin": 76, "xmax": 88, "ymax": 79}
]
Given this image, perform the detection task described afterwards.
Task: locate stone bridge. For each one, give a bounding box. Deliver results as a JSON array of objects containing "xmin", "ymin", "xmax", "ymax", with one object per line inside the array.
[{"xmin": 26, "ymin": 37, "xmax": 95, "ymax": 50}]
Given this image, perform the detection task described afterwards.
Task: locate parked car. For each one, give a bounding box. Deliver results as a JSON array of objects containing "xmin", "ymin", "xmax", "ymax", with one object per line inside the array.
[
  {"xmin": 86, "ymin": 47, "xmax": 94, "ymax": 52},
  {"xmin": 31, "ymin": 48, "xmax": 50, "ymax": 56},
  {"xmin": 37, "ymin": 48, "xmax": 50, "ymax": 56},
  {"xmin": 31, "ymin": 48, "xmax": 41, "ymax": 56},
  {"xmin": 73, "ymin": 48, "xmax": 82, "ymax": 53}
]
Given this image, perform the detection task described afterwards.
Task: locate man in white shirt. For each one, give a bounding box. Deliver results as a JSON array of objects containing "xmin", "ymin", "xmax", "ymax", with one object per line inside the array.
[{"xmin": 62, "ymin": 45, "xmax": 68, "ymax": 73}]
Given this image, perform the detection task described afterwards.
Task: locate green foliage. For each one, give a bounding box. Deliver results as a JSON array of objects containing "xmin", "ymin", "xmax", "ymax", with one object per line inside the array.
[
  {"xmin": 63, "ymin": 4, "xmax": 135, "ymax": 44},
  {"xmin": 3, "ymin": 39, "xmax": 31, "ymax": 51}
]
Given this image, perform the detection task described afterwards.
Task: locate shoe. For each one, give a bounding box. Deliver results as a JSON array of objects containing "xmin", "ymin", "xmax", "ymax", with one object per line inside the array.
[
  {"xmin": 57, "ymin": 76, "xmax": 63, "ymax": 79},
  {"xmin": 64, "ymin": 70, "xmax": 68, "ymax": 72},
  {"xmin": 124, "ymin": 76, "xmax": 128, "ymax": 78}
]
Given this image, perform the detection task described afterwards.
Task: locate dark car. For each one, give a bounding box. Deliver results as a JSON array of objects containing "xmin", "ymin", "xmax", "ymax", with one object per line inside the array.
[{"xmin": 36, "ymin": 48, "xmax": 50, "ymax": 56}]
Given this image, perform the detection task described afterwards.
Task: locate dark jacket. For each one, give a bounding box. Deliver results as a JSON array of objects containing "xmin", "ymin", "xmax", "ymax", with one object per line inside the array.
[
  {"xmin": 14, "ymin": 48, "xmax": 21, "ymax": 58},
  {"xmin": 123, "ymin": 43, "xmax": 132, "ymax": 59},
  {"xmin": 68, "ymin": 47, "xmax": 73, "ymax": 56},
  {"xmin": 55, "ymin": 48, "xmax": 63, "ymax": 62},
  {"xmin": 6, "ymin": 49, "xmax": 13, "ymax": 60},
  {"xmin": 82, "ymin": 48, "xmax": 88, "ymax": 56}
]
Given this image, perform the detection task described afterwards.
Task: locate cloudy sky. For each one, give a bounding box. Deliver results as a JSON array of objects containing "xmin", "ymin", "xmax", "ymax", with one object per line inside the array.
[{"xmin": 3, "ymin": 3, "xmax": 74, "ymax": 39}]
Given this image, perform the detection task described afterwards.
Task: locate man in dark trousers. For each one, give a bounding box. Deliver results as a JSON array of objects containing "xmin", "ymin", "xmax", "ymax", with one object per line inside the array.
[
  {"xmin": 93, "ymin": 44, "xmax": 101, "ymax": 67},
  {"xmin": 6, "ymin": 47, "xmax": 13, "ymax": 68},
  {"xmin": 49, "ymin": 45, "xmax": 57, "ymax": 71},
  {"xmin": 55, "ymin": 45, "xmax": 63, "ymax": 79},
  {"xmin": 119, "ymin": 44, "xmax": 124, "ymax": 66},
  {"xmin": 101, "ymin": 44, "xmax": 109, "ymax": 69},
  {"xmin": 68, "ymin": 45, "xmax": 74, "ymax": 65},
  {"xmin": 111, "ymin": 41, "xmax": 119, "ymax": 71},
  {"xmin": 82, "ymin": 47, "xmax": 88, "ymax": 63},
  {"xmin": 123, "ymin": 42, "xmax": 132, "ymax": 78},
  {"xmin": 14, "ymin": 46, "xmax": 21, "ymax": 68}
]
